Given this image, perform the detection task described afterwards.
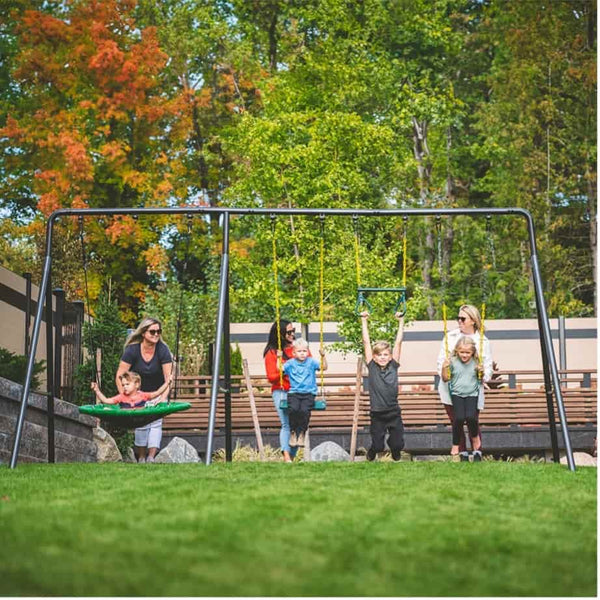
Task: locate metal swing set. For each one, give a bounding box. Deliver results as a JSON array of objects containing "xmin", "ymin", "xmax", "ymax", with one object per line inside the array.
[{"xmin": 8, "ymin": 206, "xmax": 576, "ymax": 471}]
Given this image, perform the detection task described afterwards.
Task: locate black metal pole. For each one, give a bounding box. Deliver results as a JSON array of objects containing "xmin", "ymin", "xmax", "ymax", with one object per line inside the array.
[
  {"xmin": 525, "ymin": 216, "xmax": 575, "ymax": 471},
  {"xmin": 23, "ymin": 272, "xmax": 32, "ymax": 355},
  {"xmin": 224, "ymin": 282, "xmax": 232, "ymax": 462},
  {"xmin": 45, "ymin": 274, "xmax": 55, "ymax": 463},
  {"xmin": 10, "ymin": 236, "xmax": 54, "ymax": 468},
  {"xmin": 205, "ymin": 212, "xmax": 230, "ymax": 465},
  {"xmin": 537, "ymin": 313, "xmax": 560, "ymax": 462}
]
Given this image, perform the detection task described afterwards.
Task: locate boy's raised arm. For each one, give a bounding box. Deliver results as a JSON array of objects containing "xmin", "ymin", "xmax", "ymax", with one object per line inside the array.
[
  {"xmin": 360, "ymin": 311, "xmax": 373, "ymax": 364},
  {"xmin": 392, "ymin": 313, "xmax": 404, "ymax": 362}
]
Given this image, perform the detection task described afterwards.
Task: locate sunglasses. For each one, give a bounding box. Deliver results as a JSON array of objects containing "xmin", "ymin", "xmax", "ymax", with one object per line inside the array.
[
  {"xmin": 457, "ymin": 317, "xmax": 467, "ymax": 323},
  {"xmin": 147, "ymin": 328, "xmax": 162, "ymax": 335},
  {"xmin": 285, "ymin": 329, "xmax": 296, "ymax": 335}
]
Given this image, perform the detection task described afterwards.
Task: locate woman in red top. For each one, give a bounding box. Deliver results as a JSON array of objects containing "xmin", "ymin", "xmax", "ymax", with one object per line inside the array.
[{"xmin": 264, "ymin": 320, "xmax": 297, "ymax": 462}]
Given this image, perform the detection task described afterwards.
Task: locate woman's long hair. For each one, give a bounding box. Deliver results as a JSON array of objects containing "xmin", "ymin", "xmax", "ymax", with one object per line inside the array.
[
  {"xmin": 263, "ymin": 319, "xmax": 292, "ymax": 357},
  {"xmin": 459, "ymin": 304, "xmax": 482, "ymax": 332},
  {"xmin": 124, "ymin": 316, "xmax": 162, "ymax": 348}
]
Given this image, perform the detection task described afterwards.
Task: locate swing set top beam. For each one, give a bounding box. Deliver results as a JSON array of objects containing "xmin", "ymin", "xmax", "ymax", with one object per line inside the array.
[{"xmin": 47, "ymin": 206, "xmax": 530, "ymax": 220}]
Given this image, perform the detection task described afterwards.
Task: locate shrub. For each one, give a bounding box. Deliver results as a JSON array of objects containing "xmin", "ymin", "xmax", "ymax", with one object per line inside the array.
[{"xmin": 0, "ymin": 347, "xmax": 45, "ymax": 389}]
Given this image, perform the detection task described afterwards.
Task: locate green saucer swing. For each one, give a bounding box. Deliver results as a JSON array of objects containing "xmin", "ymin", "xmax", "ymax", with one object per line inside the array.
[{"xmin": 78, "ymin": 402, "xmax": 191, "ymax": 429}]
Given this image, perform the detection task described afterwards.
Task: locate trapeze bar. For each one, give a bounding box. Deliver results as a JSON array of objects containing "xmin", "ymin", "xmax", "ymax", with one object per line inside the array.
[{"xmin": 357, "ymin": 286, "xmax": 406, "ymax": 293}]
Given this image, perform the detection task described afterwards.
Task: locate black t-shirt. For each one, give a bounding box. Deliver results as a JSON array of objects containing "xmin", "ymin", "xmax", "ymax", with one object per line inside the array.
[
  {"xmin": 120, "ymin": 341, "xmax": 172, "ymax": 392},
  {"xmin": 366, "ymin": 358, "xmax": 400, "ymax": 412}
]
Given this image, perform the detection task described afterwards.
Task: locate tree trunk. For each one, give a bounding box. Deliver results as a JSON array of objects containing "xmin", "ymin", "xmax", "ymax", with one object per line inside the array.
[
  {"xmin": 412, "ymin": 117, "xmax": 435, "ymax": 318},
  {"xmin": 268, "ymin": 10, "xmax": 278, "ymax": 72}
]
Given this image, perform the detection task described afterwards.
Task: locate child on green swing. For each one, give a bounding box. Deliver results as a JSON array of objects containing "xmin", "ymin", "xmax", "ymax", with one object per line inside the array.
[
  {"xmin": 278, "ymin": 338, "xmax": 327, "ymax": 448},
  {"xmin": 360, "ymin": 310, "xmax": 405, "ymax": 461},
  {"xmin": 90, "ymin": 371, "xmax": 172, "ymax": 408}
]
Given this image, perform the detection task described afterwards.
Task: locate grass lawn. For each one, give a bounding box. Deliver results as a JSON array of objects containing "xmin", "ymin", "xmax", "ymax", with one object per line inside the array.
[{"xmin": 0, "ymin": 461, "xmax": 596, "ymax": 597}]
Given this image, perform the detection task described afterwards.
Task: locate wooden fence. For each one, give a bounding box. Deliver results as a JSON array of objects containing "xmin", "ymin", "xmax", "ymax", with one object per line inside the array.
[{"xmin": 164, "ymin": 364, "xmax": 597, "ymax": 434}]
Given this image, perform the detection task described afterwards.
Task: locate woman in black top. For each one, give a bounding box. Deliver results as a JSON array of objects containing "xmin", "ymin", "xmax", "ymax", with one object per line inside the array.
[{"xmin": 116, "ymin": 317, "xmax": 173, "ymax": 463}]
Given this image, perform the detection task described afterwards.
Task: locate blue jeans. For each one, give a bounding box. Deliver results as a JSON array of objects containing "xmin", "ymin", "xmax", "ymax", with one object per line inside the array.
[{"xmin": 272, "ymin": 390, "xmax": 297, "ymax": 457}]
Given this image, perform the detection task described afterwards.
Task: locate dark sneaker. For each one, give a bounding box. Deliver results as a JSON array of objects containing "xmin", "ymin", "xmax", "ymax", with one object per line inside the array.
[
  {"xmin": 460, "ymin": 452, "xmax": 470, "ymax": 462},
  {"xmin": 391, "ymin": 449, "xmax": 402, "ymax": 462},
  {"xmin": 473, "ymin": 450, "xmax": 483, "ymax": 462},
  {"xmin": 366, "ymin": 448, "xmax": 377, "ymax": 462}
]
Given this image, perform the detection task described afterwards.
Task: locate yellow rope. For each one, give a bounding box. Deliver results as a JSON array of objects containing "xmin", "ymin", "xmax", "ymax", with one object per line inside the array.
[
  {"xmin": 319, "ymin": 228, "xmax": 325, "ymax": 394},
  {"xmin": 443, "ymin": 303, "xmax": 451, "ymax": 380},
  {"xmin": 479, "ymin": 302, "xmax": 486, "ymax": 380},
  {"xmin": 402, "ymin": 225, "xmax": 407, "ymax": 288},
  {"xmin": 353, "ymin": 220, "xmax": 361, "ymax": 289},
  {"xmin": 271, "ymin": 220, "xmax": 283, "ymax": 387}
]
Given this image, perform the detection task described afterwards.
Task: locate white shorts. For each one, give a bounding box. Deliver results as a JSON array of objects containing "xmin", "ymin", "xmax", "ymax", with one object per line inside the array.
[{"xmin": 134, "ymin": 419, "xmax": 163, "ymax": 449}]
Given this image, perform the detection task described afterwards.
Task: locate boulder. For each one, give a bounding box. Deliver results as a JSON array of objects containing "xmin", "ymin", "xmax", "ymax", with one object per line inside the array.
[
  {"xmin": 310, "ymin": 441, "xmax": 350, "ymax": 462},
  {"xmin": 124, "ymin": 447, "xmax": 137, "ymax": 463},
  {"xmin": 155, "ymin": 437, "xmax": 200, "ymax": 463},
  {"xmin": 93, "ymin": 427, "xmax": 122, "ymax": 463},
  {"xmin": 560, "ymin": 452, "xmax": 597, "ymax": 467}
]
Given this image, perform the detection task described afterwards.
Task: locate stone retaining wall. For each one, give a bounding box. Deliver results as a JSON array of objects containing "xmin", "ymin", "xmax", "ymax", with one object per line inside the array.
[{"xmin": 0, "ymin": 376, "xmax": 97, "ymax": 464}]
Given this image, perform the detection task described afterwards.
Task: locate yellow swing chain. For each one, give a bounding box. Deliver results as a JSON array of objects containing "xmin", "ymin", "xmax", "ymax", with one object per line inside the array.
[
  {"xmin": 402, "ymin": 218, "xmax": 407, "ymax": 289},
  {"xmin": 479, "ymin": 302, "xmax": 486, "ymax": 380},
  {"xmin": 353, "ymin": 215, "xmax": 361, "ymax": 290},
  {"xmin": 438, "ymin": 217, "xmax": 451, "ymax": 381},
  {"xmin": 442, "ymin": 302, "xmax": 451, "ymax": 380},
  {"xmin": 270, "ymin": 216, "xmax": 284, "ymax": 388},
  {"xmin": 319, "ymin": 217, "xmax": 326, "ymax": 396}
]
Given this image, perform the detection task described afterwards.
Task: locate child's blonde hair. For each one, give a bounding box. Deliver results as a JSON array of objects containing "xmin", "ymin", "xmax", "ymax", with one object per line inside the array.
[
  {"xmin": 453, "ymin": 336, "xmax": 478, "ymax": 360},
  {"xmin": 119, "ymin": 371, "xmax": 141, "ymax": 387},
  {"xmin": 292, "ymin": 337, "xmax": 309, "ymax": 350},
  {"xmin": 372, "ymin": 340, "xmax": 391, "ymax": 355}
]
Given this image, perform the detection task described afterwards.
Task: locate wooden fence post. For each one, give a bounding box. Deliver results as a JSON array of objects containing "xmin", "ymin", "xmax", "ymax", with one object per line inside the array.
[
  {"xmin": 350, "ymin": 356, "xmax": 363, "ymax": 461},
  {"xmin": 242, "ymin": 359, "xmax": 265, "ymax": 461}
]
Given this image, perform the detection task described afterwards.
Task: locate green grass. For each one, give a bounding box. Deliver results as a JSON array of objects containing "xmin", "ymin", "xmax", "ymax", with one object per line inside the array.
[{"xmin": 0, "ymin": 462, "xmax": 596, "ymax": 597}]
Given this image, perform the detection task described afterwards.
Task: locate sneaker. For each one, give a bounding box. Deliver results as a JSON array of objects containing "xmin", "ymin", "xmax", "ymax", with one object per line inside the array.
[
  {"xmin": 391, "ymin": 449, "xmax": 402, "ymax": 462},
  {"xmin": 473, "ymin": 450, "xmax": 482, "ymax": 462},
  {"xmin": 146, "ymin": 456, "xmax": 155, "ymax": 463},
  {"xmin": 297, "ymin": 432, "xmax": 305, "ymax": 447},
  {"xmin": 460, "ymin": 452, "xmax": 470, "ymax": 462},
  {"xmin": 289, "ymin": 431, "xmax": 298, "ymax": 447},
  {"xmin": 366, "ymin": 448, "xmax": 377, "ymax": 462}
]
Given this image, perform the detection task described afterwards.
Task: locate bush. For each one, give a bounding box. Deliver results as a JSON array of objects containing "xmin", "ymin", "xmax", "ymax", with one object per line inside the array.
[{"xmin": 0, "ymin": 347, "xmax": 45, "ymax": 389}]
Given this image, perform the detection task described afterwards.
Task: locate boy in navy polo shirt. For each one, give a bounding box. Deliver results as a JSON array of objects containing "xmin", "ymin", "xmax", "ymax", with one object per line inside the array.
[{"xmin": 280, "ymin": 338, "xmax": 328, "ymax": 448}]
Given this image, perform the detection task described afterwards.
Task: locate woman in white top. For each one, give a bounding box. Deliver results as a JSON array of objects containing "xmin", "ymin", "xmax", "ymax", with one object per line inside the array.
[{"xmin": 436, "ymin": 304, "xmax": 493, "ymax": 452}]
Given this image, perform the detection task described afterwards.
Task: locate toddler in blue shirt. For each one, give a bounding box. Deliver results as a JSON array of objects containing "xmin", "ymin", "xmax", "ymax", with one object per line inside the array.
[{"xmin": 279, "ymin": 338, "xmax": 327, "ymax": 448}]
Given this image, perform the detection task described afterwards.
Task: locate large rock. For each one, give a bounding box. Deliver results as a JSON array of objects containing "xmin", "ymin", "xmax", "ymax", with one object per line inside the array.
[
  {"xmin": 93, "ymin": 427, "xmax": 122, "ymax": 462},
  {"xmin": 310, "ymin": 441, "xmax": 350, "ymax": 462},
  {"xmin": 155, "ymin": 437, "xmax": 200, "ymax": 463},
  {"xmin": 124, "ymin": 447, "xmax": 137, "ymax": 463},
  {"xmin": 560, "ymin": 452, "xmax": 597, "ymax": 467}
]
